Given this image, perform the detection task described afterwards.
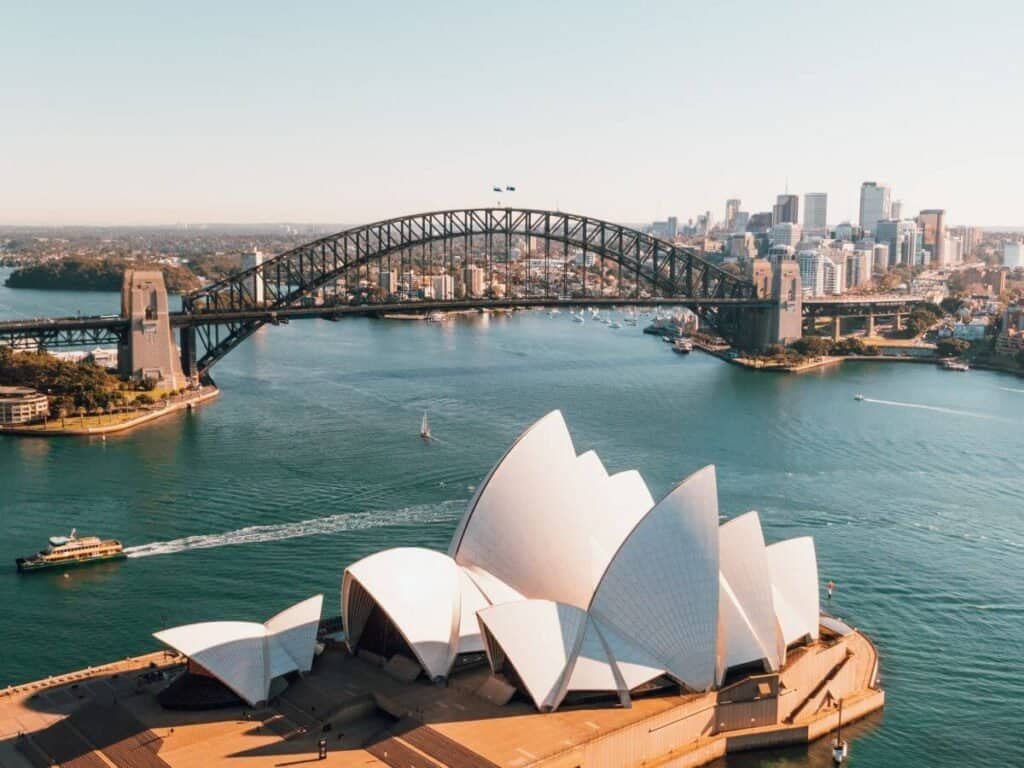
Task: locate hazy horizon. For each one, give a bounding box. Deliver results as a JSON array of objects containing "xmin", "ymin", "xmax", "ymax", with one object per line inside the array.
[{"xmin": 3, "ymin": 1, "xmax": 1021, "ymax": 227}]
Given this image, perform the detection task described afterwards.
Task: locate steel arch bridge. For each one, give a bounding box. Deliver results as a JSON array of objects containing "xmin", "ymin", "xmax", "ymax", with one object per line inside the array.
[{"xmin": 179, "ymin": 208, "xmax": 757, "ymax": 374}]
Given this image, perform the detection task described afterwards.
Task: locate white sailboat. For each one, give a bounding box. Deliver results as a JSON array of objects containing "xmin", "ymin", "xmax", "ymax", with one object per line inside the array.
[{"xmin": 420, "ymin": 412, "xmax": 431, "ymax": 440}]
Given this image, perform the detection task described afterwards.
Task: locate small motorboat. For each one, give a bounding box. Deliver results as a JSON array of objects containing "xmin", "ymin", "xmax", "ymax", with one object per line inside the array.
[
  {"xmin": 420, "ymin": 412, "xmax": 431, "ymax": 440},
  {"xmin": 854, "ymin": 394, "xmax": 865, "ymax": 401}
]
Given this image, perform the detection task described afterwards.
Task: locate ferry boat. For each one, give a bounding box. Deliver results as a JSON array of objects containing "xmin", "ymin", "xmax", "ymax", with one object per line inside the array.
[
  {"xmin": 16, "ymin": 529, "xmax": 125, "ymax": 573},
  {"xmin": 672, "ymin": 338, "xmax": 693, "ymax": 354}
]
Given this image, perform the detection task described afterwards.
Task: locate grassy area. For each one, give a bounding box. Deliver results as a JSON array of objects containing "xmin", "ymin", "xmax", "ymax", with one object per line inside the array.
[{"xmin": 17, "ymin": 409, "xmax": 154, "ymax": 431}]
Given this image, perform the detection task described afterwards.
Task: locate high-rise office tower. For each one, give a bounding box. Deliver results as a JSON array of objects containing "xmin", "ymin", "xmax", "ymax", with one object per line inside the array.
[
  {"xmin": 803, "ymin": 193, "xmax": 827, "ymax": 233},
  {"xmin": 890, "ymin": 200, "xmax": 902, "ymax": 220},
  {"xmin": 858, "ymin": 182, "xmax": 892, "ymax": 235},
  {"xmin": 770, "ymin": 222, "xmax": 802, "ymax": 248},
  {"xmin": 725, "ymin": 199, "xmax": 741, "ymax": 229},
  {"xmin": 241, "ymin": 248, "xmax": 265, "ymax": 304},
  {"xmin": 917, "ymin": 209, "xmax": 946, "ymax": 265},
  {"xmin": 773, "ymin": 194, "xmax": 799, "ymax": 224},
  {"xmin": 875, "ymin": 219, "xmax": 919, "ymax": 267},
  {"xmin": 747, "ymin": 212, "xmax": 773, "ymax": 234}
]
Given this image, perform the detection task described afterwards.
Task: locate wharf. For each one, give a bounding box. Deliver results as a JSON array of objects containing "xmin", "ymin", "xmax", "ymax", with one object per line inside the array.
[{"xmin": 0, "ymin": 620, "xmax": 884, "ymax": 768}]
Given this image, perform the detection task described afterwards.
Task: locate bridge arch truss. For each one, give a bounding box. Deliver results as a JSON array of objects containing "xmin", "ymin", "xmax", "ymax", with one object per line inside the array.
[{"xmin": 182, "ymin": 208, "xmax": 754, "ymax": 374}]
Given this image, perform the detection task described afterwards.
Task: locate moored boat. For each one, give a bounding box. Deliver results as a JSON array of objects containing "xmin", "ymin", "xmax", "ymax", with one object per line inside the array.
[
  {"xmin": 16, "ymin": 529, "xmax": 125, "ymax": 573},
  {"xmin": 672, "ymin": 338, "xmax": 693, "ymax": 354}
]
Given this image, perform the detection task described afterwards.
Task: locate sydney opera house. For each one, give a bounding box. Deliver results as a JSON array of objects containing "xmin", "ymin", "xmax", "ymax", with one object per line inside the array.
[
  {"xmin": 5, "ymin": 412, "xmax": 884, "ymax": 768},
  {"xmin": 342, "ymin": 410, "xmax": 822, "ymax": 711}
]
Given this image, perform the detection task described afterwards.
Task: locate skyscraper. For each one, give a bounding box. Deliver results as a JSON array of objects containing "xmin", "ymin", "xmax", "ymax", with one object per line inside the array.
[
  {"xmin": 770, "ymin": 222, "xmax": 802, "ymax": 248},
  {"xmin": 875, "ymin": 219, "xmax": 919, "ymax": 267},
  {"xmin": 858, "ymin": 182, "xmax": 892, "ymax": 235},
  {"xmin": 241, "ymin": 248, "xmax": 265, "ymax": 304},
  {"xmin": 725, "ymin": 199, "xmax": 741, "ymax": 230},
  {"xmin": 890, "ymin": 200, "xmax": 902, "ymax": 220},
  {"xmin": 917, "ymin": 209, "xmax": 946, "ymax": 265},
  {"xmin": 773, "ymin": 194, "xmax": 799, "ymax": 225},
  {"xmin": 803, "ymin": 193, "xmax": 827, "ymax": 233}
]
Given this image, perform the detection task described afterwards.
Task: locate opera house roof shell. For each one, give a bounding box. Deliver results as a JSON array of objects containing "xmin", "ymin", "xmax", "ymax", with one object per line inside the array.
[
  {"xmin": 154, "ymin": 594, "xmax": 323, "ymax": 707},
  {"xmin": 342, "ymin": 411, "xmax": 821, "ymax": 712}
]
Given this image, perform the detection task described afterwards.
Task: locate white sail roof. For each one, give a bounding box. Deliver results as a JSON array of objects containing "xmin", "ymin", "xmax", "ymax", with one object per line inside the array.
[
  {"xmin": 767, "ymin": 537, "xmax": 820, "ymax": 646},
  {"xmin": 450, "ymin": 411, "xmax": 654, "ymax": 610},
  {"xmin": 718, "ymin": 512, "xmax": 783, "ymax": 674},
  {"xmin": 589, "ymin": 465, "xmax": 721, "ymax": 691},
  {"xmin": 154, "ymin": 594, "xmax": 324, "ymax": 707},
  {"xmin": 342, "ymin": 547, "xmax": 463, "ymax": 681},
  {"xmin": 477, "ymin": 600, "xmax": 587, "ymax": 711}
]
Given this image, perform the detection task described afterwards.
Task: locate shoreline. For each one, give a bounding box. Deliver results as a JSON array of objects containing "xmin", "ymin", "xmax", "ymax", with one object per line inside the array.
[{"xmin": 0, "ymin": 387, "xmax": 219, "ymax": 437}]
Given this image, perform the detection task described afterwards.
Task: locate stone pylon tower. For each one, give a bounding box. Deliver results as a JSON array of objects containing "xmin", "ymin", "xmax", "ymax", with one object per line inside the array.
[{"xmin": 117, "ymin": 270, "xmax": 187, "ymax": 389}]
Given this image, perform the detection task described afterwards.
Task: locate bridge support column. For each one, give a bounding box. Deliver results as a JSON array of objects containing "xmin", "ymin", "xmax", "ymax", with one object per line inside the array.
[
  {"xmin": 180, "ymin": 326, "xmax": 197, "ymax": 382},
  {"xmin": 832, "ymin": 316, "xmax": 842, "ymax": 341},
  {"xmin": 895, "ymin": 313, "xmax": 904, "ymax": 331},
  {"xmin": 117, "ymin": 270, "xmax": 187, "ymax": 390},
  {"xmin": 866, "ymin": 314, "xmax": 875, "ymax": 338}
]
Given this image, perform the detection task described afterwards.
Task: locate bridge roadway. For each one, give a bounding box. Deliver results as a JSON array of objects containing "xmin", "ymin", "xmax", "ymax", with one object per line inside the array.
[{"xmin": 0, "ymin": 294, "xmax": 923, "ymax": 350}]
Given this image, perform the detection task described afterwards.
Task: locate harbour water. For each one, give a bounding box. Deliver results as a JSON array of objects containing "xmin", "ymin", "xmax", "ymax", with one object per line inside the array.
[{"xmin": 1, "ymin": 270, "xmax": 1022, "ymax": 766}]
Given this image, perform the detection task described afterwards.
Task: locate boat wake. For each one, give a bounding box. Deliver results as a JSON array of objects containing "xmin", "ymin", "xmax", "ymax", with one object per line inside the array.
[
  {"xmin": 123, "ymin": 500, "xmax": 466, "ymax": 558},
  {"xmin": 860, "ymin": 398, "xmax": 996, "ymax": 420},
  {"xmin": 998, "ymin": 387, "xmax": 1024, "ymax": 394}
]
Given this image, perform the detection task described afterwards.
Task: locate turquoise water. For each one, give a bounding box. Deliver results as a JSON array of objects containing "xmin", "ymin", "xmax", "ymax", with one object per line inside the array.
[{"xmin": 1, "ymin": 269, "xmax": 1022, "ymax": 766}]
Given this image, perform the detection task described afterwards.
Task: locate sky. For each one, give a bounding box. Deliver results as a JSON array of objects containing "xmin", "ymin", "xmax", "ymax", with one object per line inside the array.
[{"xmin": 2, "ymin": 0, "xmax": 1022, "ymax": 227}]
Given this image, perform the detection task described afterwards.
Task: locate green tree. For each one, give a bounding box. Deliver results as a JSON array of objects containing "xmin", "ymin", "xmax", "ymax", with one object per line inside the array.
[{"xmin": 937, "ymin": 338, "xmax": 970, "ymax": 357}]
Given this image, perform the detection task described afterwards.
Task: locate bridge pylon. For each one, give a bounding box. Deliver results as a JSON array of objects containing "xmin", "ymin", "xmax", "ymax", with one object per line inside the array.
[{"xmin": 117, "ymin": 270, "xmax": 187, "ymax": 390}]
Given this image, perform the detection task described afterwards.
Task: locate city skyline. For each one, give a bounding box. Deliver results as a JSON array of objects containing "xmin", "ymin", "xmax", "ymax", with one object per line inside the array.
[{"xmin": 2, "ymin": 1, "xmax": 1022, "ymax": 227}]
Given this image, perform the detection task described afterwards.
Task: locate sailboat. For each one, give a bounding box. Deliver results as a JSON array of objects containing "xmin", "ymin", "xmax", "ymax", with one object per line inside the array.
[{"xmin": 420, "ymin": 412, "xmax": 431, "ymax": 440}]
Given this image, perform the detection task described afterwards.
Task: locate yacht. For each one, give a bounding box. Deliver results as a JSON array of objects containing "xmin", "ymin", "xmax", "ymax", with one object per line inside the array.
[
  {"xmin": 942, "ymin": 360, "xmax": 969, "ymax": 372},
  {"xmin": 608, "ymin": 321, "xmax": 622, "ymax": 329},
  {"xmin": 17, "ymin": 530, "xmax": 125, "ymax": 573},
  {"xmin": 427, "ymin": 311, "xmax": 445, "ymax": 323}
]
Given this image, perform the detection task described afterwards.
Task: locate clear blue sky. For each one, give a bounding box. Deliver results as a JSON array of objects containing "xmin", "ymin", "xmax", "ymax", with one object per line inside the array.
[{"xmin": 2, "ymin": 1, "xmax": 1020, "ymax": 226}]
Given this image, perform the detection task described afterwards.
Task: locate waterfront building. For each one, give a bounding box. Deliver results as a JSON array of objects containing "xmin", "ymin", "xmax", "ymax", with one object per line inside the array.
[
  {"xmin": 431, "ymin": 274, "xmax": 454, "ymax": 300},
  {"xmin": 917, "ymin": 209, "xmax": 946, "ymax": 265},
  {"xmin": 379, "ymin": 270, "xmax": 400, "ymax": 295},
  {"xmin": 858, "ymin": 182, "xmax": 892, "ymax": 235},
  {"xmin": 463, "ymin": 265, "xmax": 485, "ymax": 297},
  {"xmin": 341, "ymin": 411, "xmax": 822, "ymax": 710},
  {"xmin": 0, "ymin": 386, "xmax": 49, "ymax": 425},
  {"xmin": 952, "ymin": 318, "xmax": 989, "ymax": 341},
  {"xmin": 995, "ymin": 305, "xmax": 1024, "ymax": 358},
  {"xmin": 773, "ymin": 194, "xmax": 799, "ymax": 225},
  {"xmin": 241, "ymin": 248, "xmax": 265, "ymax": 304},
  {"xmin": 1003, "ymin": 240, "xmax": 1024, "ymax": 268},
  {"xmin": 770, "ymin": 222, "xmax": 802, "ymax": 248},
  {"xmin": 803, "ymin": 193, "xmax": 827, "ymax": 234},
  {"xmin": 875, "ymin": 219, "xmax": 919, "ymax": 267}
]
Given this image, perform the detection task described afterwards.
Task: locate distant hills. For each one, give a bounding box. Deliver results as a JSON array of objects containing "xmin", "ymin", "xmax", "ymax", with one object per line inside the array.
[{"xmin": 4, "ymin": 258, "xmax": 201, "ymax": 293}]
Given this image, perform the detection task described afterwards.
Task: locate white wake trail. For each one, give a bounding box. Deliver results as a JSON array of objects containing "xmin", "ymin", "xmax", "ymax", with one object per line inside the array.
[
  {"xmin": 123, "ymin": 500, "xmax": 466, "ymax": 558},
  {"xmin": 862, "ymin": 398, "xmax": 996, "ymax": 420}
]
